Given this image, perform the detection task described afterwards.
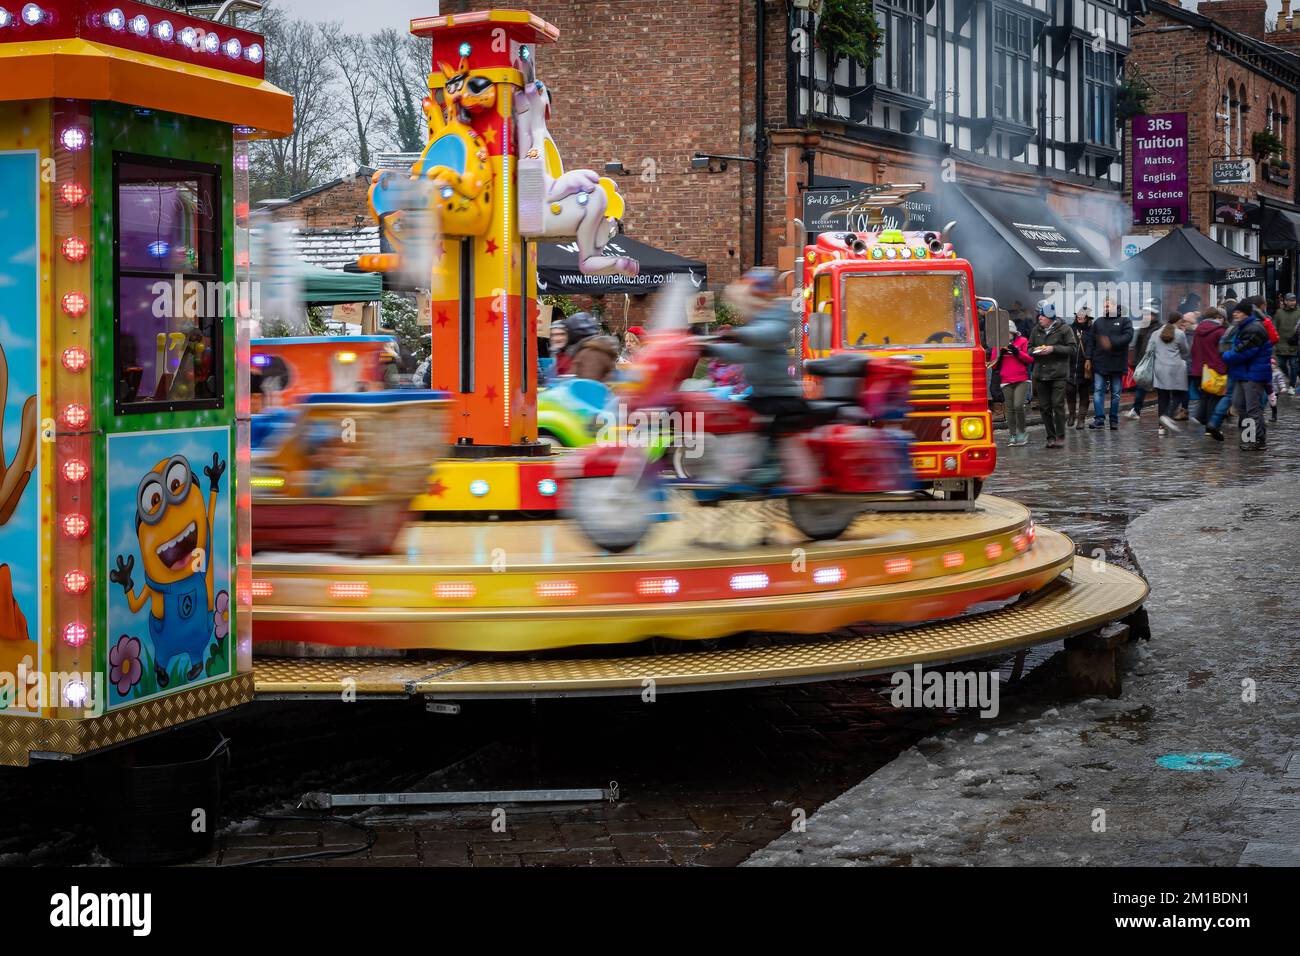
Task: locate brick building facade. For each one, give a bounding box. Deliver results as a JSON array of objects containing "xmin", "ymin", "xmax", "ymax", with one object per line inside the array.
[
  {"xmin": 451, "ymin": 0, "xmax": 1142, "ymax": 318},
  {"xmin": 1126, "ymin": 0, "xmax": 1300, "ymax": 306},
  {"xmin": 263, "ymin": 2, "xmax": 1155, "ymax": 321}
]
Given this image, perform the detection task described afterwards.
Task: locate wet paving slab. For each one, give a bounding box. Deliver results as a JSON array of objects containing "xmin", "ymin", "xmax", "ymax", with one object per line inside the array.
[
  {"xmin": 2, "ymin": 398, "xmax": 1296, "ymax": 866},
  {"xmin": 751, "ymin": 401, "xmax": 1300, "ymax": 866}
]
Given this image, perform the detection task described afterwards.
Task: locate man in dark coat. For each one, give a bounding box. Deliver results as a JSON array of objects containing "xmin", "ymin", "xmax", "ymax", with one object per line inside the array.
[
  {"xmin": 1065, "ymin": 306, "xmax": 1092, "ymax": 429},
  {"xmin": 1027, "ymin": 302, "xmax": 1076, "ymax": 448},
  {"xmin": 1087, "ymin": 299, "xmax": 1133, "ymax": 429}
]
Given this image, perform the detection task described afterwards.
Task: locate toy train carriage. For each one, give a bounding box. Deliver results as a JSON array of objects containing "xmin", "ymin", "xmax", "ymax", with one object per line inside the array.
[
  {"xmin": 252, "ymin": 391, "xmax": 450, "ymax": 556},
  {"xmin": 251, "ymin": 335, "xmax": 401, "ymax": 411}
]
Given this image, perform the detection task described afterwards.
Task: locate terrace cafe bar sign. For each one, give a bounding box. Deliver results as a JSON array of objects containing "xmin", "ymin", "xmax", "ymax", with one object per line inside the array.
[{"xmin": 1131, "ymin": 113, "xmax": 1189, "ymax": 226}]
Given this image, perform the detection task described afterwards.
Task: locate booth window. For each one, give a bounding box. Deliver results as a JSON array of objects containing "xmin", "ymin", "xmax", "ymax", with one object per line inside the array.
[{"xmin": 113, "ymin": 154, "xmax": 224, "ymax": 414}]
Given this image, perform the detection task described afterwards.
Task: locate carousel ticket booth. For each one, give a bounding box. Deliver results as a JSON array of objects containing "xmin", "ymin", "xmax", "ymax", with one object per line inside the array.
[{"xmin": 0, "ymin": 0, "xmax": 291, "ymax": 765}]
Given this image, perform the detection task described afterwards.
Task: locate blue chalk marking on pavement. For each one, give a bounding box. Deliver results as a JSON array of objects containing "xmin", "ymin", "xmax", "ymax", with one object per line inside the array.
[{"xmin": 1156, "ymin": 753, "xmax": 1243, "ymax": 772}]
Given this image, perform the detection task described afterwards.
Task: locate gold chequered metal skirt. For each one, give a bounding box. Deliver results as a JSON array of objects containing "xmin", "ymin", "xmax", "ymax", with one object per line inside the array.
[{"xmin": 253, "ymin": 556, "xmax": 1147, "ymax": 700}]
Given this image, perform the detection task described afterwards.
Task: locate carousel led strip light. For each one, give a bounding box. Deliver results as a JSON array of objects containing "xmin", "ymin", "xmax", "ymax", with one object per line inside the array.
[
  {"xmin": 0, "ymin": 1, "xmax": 266, "ymax": 78},
  {"xmin": 50, "ymin": 98, "xmax": 95, "ymax": 713}
]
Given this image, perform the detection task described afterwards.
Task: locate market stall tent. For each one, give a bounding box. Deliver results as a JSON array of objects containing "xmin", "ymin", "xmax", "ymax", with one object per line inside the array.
[{"xmin": 1123, "ymin": 226, "xmax": 1262, "ymax": 283}]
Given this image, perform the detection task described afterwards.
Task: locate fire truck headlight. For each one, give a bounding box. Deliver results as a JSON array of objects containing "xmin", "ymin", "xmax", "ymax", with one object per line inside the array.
[
  {"xmin": 870, "ymin": 247, "xmax": 883, "ymax": 260},
  {"xmin": 943, "ymin": 456, "xmax": 959, "ymax": 472},
  {"xmin": 959, "ymin": 416, "xmax": 986, "ymax": 440},
  {"xmin": 914, "ymin": 246, "xmax": 927, "ymax": 259},
  {"xmin": 900, "ymin": 247, "xmax": 912, "ymax": 259},
  {"xmin": 884, "ymin": 247, "xmax": 897, "ymax": 259}
]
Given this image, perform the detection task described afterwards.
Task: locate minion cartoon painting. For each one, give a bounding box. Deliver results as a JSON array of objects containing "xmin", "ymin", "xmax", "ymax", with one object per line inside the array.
[{"xmin": 110, "ymin": 452, "xmax": 226, "ymax": 689}]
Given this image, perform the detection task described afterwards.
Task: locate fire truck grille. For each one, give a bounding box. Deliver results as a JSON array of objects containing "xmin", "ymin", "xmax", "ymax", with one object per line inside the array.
[{"xmin": 900, "ymin": 416, "xmax": 951, "ymax": 442}]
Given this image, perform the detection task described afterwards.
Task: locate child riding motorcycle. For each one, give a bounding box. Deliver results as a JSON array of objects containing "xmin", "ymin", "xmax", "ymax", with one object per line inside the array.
[{"xmin": 708, "ymin": 268, "xmax": 807, "ymax": 485}]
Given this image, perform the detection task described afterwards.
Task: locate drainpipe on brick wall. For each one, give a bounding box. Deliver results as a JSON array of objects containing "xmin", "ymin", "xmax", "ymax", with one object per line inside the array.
[{"xmin": 755, "ymin": 0, "xmax": 768, "ymax": 267}]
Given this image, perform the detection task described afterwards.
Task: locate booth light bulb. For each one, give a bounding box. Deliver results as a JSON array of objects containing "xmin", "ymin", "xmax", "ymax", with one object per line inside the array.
[
  {"xmin": 61, "ymin": 236, "xmax": 87, "ymax": 262},
  {"xmin": 62, "ymin": 570, "xmax": 88, "ymax": 594},
  {"xmin": 129, "ymin": 14, "xmax": 149, "ymax": 37},
  {"xmin": 62, "ymin": 514, "xmax": 89, "ymax": 538},
  {"xmin": 224, "ymin": 37, "xmax": 241, "ymax": 58},
  {"xmin": 154, "ymin": 19, "xmax": 173, "ymax": 41},
  {"xmin": 61, "ymin": 347, "xmax": 88, "ymax": 372},
  {"xmin": 0, "ymin": 9, "xmax": 12, "ymax": 29},
  {"xmin": 202, "ymin": 31, "xmax": 220, "ymax": 53},
  {"xmin": 179, "ymin": 25, "xmax": 197, "ymax": 48},
  {"xmin": 21, "ymin": 3, "xmax": 42, "ymax": 25},
  {"xmin": 246, "ymin": 43, "xmax": 263, "ymax": 64},
  {"xmin": 62, "ymin": 459, "xmax": 88, "ymax": 482},
  {"xmin": 63, "ymin": 621, "xmax": 88, "ymax": 647},
  {"xmin": 61, "ymin": 291, "xmax": 87, "ymax": 317},
  {"xmin": 63, "ymin": 680, "xmax": 88, "ymax": 707},
  {"xmin": 60, "ymin": 127, "xmax": 87, "ymax": 152},
  {"xmin": 60, "ymin": 182, "xmax": 87, "ymax": 206},
  {"xmin": 60, "ymin": 403, "xmax": 88, "ymax": 429},
  {"xmin": 105, "ymin": 7, "xmax": 124, "ymax": 30}
]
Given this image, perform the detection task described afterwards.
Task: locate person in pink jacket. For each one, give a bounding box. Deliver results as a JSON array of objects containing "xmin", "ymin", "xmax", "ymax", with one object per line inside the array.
[{"xmin": 997, "ymin": 319, "xmax": 1034, "ymax": 446}]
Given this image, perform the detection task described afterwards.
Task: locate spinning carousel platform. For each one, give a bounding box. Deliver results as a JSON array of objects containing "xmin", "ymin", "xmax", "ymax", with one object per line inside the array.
[
  {"xmin": 252, "ymin": 556, "xmax": 1146, "ymax": 699},
  {"xmin": 251, "ymin": 496, "xmax": 1147, "ymax": 688}
]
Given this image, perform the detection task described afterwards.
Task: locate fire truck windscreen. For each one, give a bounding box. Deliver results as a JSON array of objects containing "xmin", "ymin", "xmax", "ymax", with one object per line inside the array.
[{"xmin": 840, "ymin": 271, "xmax": 970, "ymax": 349}]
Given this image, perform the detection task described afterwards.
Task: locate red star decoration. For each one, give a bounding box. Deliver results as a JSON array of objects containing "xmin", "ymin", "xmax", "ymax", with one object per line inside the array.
[
  {"xmin": 435, "ymin": 310, "xmax": 450, "ymax": 328},
  {"xmin": 427, "ymin": 478, "xmax": 447, "ymax": 498},
  {"xmin": 485, "ymin": 385, "xmax": 498, "ymax": 403},
  {"xmin": 485, "ymin": 237, "xmax": 498, "ymax": 256},
  {"xmin": 483, "ymin": 126, "xmax": 497, "ymax": 145}
]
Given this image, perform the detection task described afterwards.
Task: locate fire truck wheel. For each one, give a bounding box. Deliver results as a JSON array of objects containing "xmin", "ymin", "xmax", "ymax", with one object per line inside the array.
[
  {"xmin": 569, "ymin": 476, "xmax": 655, "ymax": 553},
  {"xmin": 787, "ymin": 496, "xmax": 860, "ymax": 541}
]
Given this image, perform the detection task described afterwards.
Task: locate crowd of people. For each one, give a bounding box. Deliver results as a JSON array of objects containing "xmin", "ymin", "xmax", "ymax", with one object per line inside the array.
[
  {"xmin": 994, "ymin": 292, "xmax": 1296, "ymax": 451},
  {"xmin": 544, "ymin": 312, "xmax": 643, "ymax": 383}
]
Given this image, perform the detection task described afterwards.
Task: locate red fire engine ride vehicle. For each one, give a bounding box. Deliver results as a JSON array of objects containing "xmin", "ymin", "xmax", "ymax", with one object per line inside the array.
[{"xmin": 801, "ymin": 195, "xmax": 996, "ymax": 501}]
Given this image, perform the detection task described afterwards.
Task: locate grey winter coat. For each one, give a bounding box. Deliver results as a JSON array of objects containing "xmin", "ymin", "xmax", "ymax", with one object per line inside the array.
[
  {"xmin": 1143, "ymin": 326, "xmax": 1189, "ymax": 390},
  {"xmin": 708, "ymin": 301, "xmax": 802, "ymax": 397}
]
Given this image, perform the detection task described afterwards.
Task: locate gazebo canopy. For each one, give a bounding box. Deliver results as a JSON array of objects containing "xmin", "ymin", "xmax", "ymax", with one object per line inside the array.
[
  {"xmin": 301, "ymin": 266, "xmax": 383, "ymax": 306},
  {"xmin": 1123, "ymin": 226, "xmax": 1262, "ymax": 283}
]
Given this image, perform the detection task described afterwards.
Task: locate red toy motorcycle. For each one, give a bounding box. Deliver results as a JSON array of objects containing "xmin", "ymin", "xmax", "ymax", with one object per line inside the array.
[{"xmin": 561, "ymin": 328, "xmax": 917, "ymax": 552}]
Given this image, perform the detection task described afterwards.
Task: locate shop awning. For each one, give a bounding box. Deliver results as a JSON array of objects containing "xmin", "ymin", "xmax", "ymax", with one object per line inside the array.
[
  {"xmin": 302, "ymin": 266, "xmax": 383, "ymax": 306},
  {"xmin": 1122, "ymin": 226, "xmax": 1262, "ymax": 283},
  {"xmin": 1262, "ymin": 204, "xmax": 1300, "ymax": 252},
  {"xmin": 951, "ymin": 184, "xmax": 1118, "ymax": 285},
  {"xmin": 536, "ymin": 236, "xmax": 707, "ymax": 295}
]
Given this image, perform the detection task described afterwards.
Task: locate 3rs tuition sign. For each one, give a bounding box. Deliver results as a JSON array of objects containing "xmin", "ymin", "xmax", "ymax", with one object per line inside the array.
[{"xmin": 1131, "ymin": 113, "xmax": 1189, "ymax": 226}]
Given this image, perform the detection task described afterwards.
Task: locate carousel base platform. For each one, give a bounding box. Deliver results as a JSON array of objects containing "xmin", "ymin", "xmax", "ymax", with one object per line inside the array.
[
  {"xmin": 252, "ymin": 556, "xmax": 1147, "ymax": 700},
  {"xmin": 250, "ymin": 495, "xmax": 1131, "ymax": 656}
]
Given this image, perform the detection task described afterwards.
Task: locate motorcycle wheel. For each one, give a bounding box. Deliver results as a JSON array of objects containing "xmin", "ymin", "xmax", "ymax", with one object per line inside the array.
[
  {"xmin": 787, "ymin": 496, "xmax": 861, "ymax": 541},
  {"xmin": 569, "ymin": 475, "xmax": 656, "ymax": 553}
]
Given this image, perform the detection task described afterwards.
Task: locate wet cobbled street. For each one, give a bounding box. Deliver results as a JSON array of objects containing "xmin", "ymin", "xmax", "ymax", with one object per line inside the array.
[{"xmin": 2, "ymin": 401, "xmax": 1296, "ymax": 867}]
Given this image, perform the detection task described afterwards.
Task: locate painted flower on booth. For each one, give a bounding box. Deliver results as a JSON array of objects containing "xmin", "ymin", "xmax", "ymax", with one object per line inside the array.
[
  {"xmin": 214, "ymin": 590, "xmax": 230, "ymax": 642},
  {"xmin": 109, "ymin": 635, "xmax": 143, "ymax": 697}
]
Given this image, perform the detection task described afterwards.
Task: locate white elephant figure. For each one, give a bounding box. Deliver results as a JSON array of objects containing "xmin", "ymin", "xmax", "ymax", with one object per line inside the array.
[{"xmin": 513, "ymin": 57, "xmax": 639, "ymax": 278}]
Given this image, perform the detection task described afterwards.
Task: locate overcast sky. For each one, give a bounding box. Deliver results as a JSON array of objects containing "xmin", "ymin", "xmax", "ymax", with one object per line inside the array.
[{"xmin": 268, "ymin": 0, "xmax": 437, "ymax": 33}]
